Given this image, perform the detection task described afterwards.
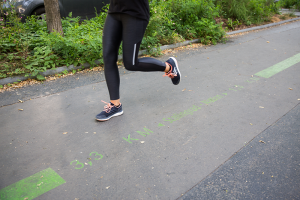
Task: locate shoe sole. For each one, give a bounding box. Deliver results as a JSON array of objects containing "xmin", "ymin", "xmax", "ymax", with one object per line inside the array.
[
  {"xmin": 170, "ymin": 57, "xmax": 181, "ymax": 85},
  {"xmin": 96, "ymin": 111, "xmax": 124, "ymax": 122}
]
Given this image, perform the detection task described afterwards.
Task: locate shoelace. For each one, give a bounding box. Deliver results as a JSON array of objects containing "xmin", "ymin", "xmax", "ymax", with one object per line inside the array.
[
  {"xmin": 163, "ymin": 62, "xmax": 177, "ymax": 78},
  {"xmin": 102, "ymin": 100, "xmax": 114, "ymax": 113}
]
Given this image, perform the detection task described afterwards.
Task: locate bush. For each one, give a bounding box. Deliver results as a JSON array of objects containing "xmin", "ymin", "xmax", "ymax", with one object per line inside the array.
[
  {"xmin": 144, "ymin": 0, "xmax": 225, "ymax": 47},
  {"xmin": 42, "ymin": 12, "xmax": 107, "ymax": 67},
  {"xmin": 213, "ymin": 0, "xmax": 281, "ymax": 24},
  {"xmin": 280, "ymin": 0, "xmax": 300, "ymax": 9},
  {"xmin": 0, "ymin": 5, "xmax": 108, "ymax": 78},
  {"xmin": 0, "ymin": 0, "xmax": 280, "ymax": 80}
]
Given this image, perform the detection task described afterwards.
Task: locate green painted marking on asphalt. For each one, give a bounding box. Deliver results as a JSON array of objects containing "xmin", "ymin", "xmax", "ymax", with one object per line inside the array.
[
  {"xmin": 0, "ymin": 168, "xmax": 65, "ymax": 200},
  {"xmin": 255, "ymin": 53, "xmax": 300, "ymax": 78}
]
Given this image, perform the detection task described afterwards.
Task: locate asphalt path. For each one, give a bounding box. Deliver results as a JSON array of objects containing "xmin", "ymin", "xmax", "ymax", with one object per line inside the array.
[{"xmin": 0, "ymin": 21, "xmax": 299, "ymax": 200}]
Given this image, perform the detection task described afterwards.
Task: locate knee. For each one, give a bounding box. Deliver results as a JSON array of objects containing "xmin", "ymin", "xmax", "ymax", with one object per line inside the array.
[
  {"xmin": 123, "ymin": 59, "xmax": 136, "ymax": 71},
  {"xmin": 102, "ymin": 43, "xmax": 119, "ymax": 66},
  {"xmin": 124, "ymin": 65, "xmax": 135, "ymax": 71},
  {"xmin": 102, "ymin": 49, "xmax": 112, "ymax": 62},
  {"xmin": 103, "ymin": 51, "xmax": 117, "ymax": 67}
]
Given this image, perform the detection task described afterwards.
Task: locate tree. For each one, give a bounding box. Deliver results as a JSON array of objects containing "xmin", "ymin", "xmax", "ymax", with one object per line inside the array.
[{"xmin": 44, "ymin": 0, "xmax": 64, "ymax": 36}]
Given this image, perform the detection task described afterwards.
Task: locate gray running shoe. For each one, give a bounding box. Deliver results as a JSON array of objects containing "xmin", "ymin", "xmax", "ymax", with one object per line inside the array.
[
  {"xmin": 164, "ymin": 57, "xmax": 181, "ymax": 85},
  {"xmin": 96, "ymin": 101, "xmax": 123, "ymax": 121}
]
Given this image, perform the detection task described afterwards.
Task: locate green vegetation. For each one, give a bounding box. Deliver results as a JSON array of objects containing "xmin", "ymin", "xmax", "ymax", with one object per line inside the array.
[
  {"xmin": 213, "ymin": 0, "xmax": 281, "ymax": 26},
  {"xmin": 0, "ymin": 4, "xmax": 108, "ymax": 79},
  {"xmin": 280, "ymin": 0, "xmax": 300, "ymax": 10},
  {"xmin": 0, "ymin": 0, "xmax": 282, "ymax": 80}
]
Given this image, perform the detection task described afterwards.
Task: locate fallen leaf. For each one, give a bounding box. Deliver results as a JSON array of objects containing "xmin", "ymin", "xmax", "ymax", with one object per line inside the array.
[
  {"xmin": 289, "ymin": 88, "xmax": 293, "ymax": 90},
  {"xmin": 207, "ymin": 57, "xmax": 209, "ymax": 59},
  {"xmin": 18, "ymin": 109, "xmax": 23, "ymax": 111},
  {"xmin": 182, "ymin": 88, "xmax": 186, "ymax": 91},
  {"xmin": 262, "ymin": 172, "xmax": 264, "ymax": 174},
  {"xmin": 250, "ymin": 123, "xmax": 253, "ymax": 125},
  {"xmin": 63, "ymin": 132, "xmax": 68, "ymax": 135},
  {"xmin": 37, "ymin": 182, "xmax": 43, "ymax": 186},
  {"xmin": 259, "ymin": 140, "xmax": 265, "ymax": 143},
  {"xmin": 266, "ymin": 41, "xmax": 270, "ymax": 43}
]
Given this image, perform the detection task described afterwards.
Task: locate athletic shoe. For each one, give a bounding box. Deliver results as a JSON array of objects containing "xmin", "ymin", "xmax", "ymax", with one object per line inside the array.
[
  {"xmin": 96, "ymin": 101, "xmax": 123, "ymax": 121},
  {"xmin": 163, "ymin": 57, "xmax": 181, "ymax": 85}
]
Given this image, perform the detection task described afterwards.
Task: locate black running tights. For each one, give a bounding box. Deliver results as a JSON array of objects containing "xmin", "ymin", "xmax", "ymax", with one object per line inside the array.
[{"xmin": 103, "ymin": 13, "xmax": 166, "ymax": 100}]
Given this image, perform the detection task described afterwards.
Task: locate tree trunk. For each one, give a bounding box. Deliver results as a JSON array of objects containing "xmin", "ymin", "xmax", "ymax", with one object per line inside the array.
[{"xmin": 44, "ymin": 0, "xmax": 64, "ymax": 36}]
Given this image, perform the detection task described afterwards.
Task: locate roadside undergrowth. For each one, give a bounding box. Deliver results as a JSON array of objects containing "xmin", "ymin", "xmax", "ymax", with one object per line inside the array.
[{"xmin": 0, "ymin": 0, "xmax": 288, "ymax": 87}]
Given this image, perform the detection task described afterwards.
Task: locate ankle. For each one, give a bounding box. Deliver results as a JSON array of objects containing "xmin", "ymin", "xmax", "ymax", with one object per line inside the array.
[
  {"xmin": 110, "ymin": 99, "xmax": 120, "ymax": 106},
  {"xmin": 112, "ymin": 103, "xmax": 120, "ymax": 107},
  {"xmin": 164, "ymin": 62, "xmax": 171, "ymax": 73}
]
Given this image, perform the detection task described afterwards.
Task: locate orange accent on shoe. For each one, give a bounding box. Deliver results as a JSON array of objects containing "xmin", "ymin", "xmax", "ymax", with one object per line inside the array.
[
  {"xmin": 101, "ymin": 100, "xmax": 114, "ymax": 113},
  {"xmin": 163, "ymin": 62, "xmax": 177, "ymax": 79}
]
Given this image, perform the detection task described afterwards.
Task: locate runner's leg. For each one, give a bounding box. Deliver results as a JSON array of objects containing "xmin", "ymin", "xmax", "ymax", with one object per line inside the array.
[
  {"xmin": 96, "ymin": 14, "xmax": 180, "ymax": 121},
  {"xmin": 121, "ymin": 14, "xmax": 167, "ymax": 72},
  {"xmin": 103, "ymin": 14, "xmax": 123, "ymax": 100}
]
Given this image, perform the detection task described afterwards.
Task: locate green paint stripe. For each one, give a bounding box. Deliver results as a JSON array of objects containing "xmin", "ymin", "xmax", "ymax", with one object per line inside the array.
[
  {"xmin": 0, "ymin": 168, "xmax": 65, "ymax": 200},
  {"xmin": 255, "ymin": 53, "xmax": 300, "ymax": 78}
]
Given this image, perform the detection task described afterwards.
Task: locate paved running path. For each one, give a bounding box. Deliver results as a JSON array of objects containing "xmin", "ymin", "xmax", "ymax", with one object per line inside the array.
[{"xmin": 0, "ymin": 21, "xmax": 299, "ymax": 200}]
